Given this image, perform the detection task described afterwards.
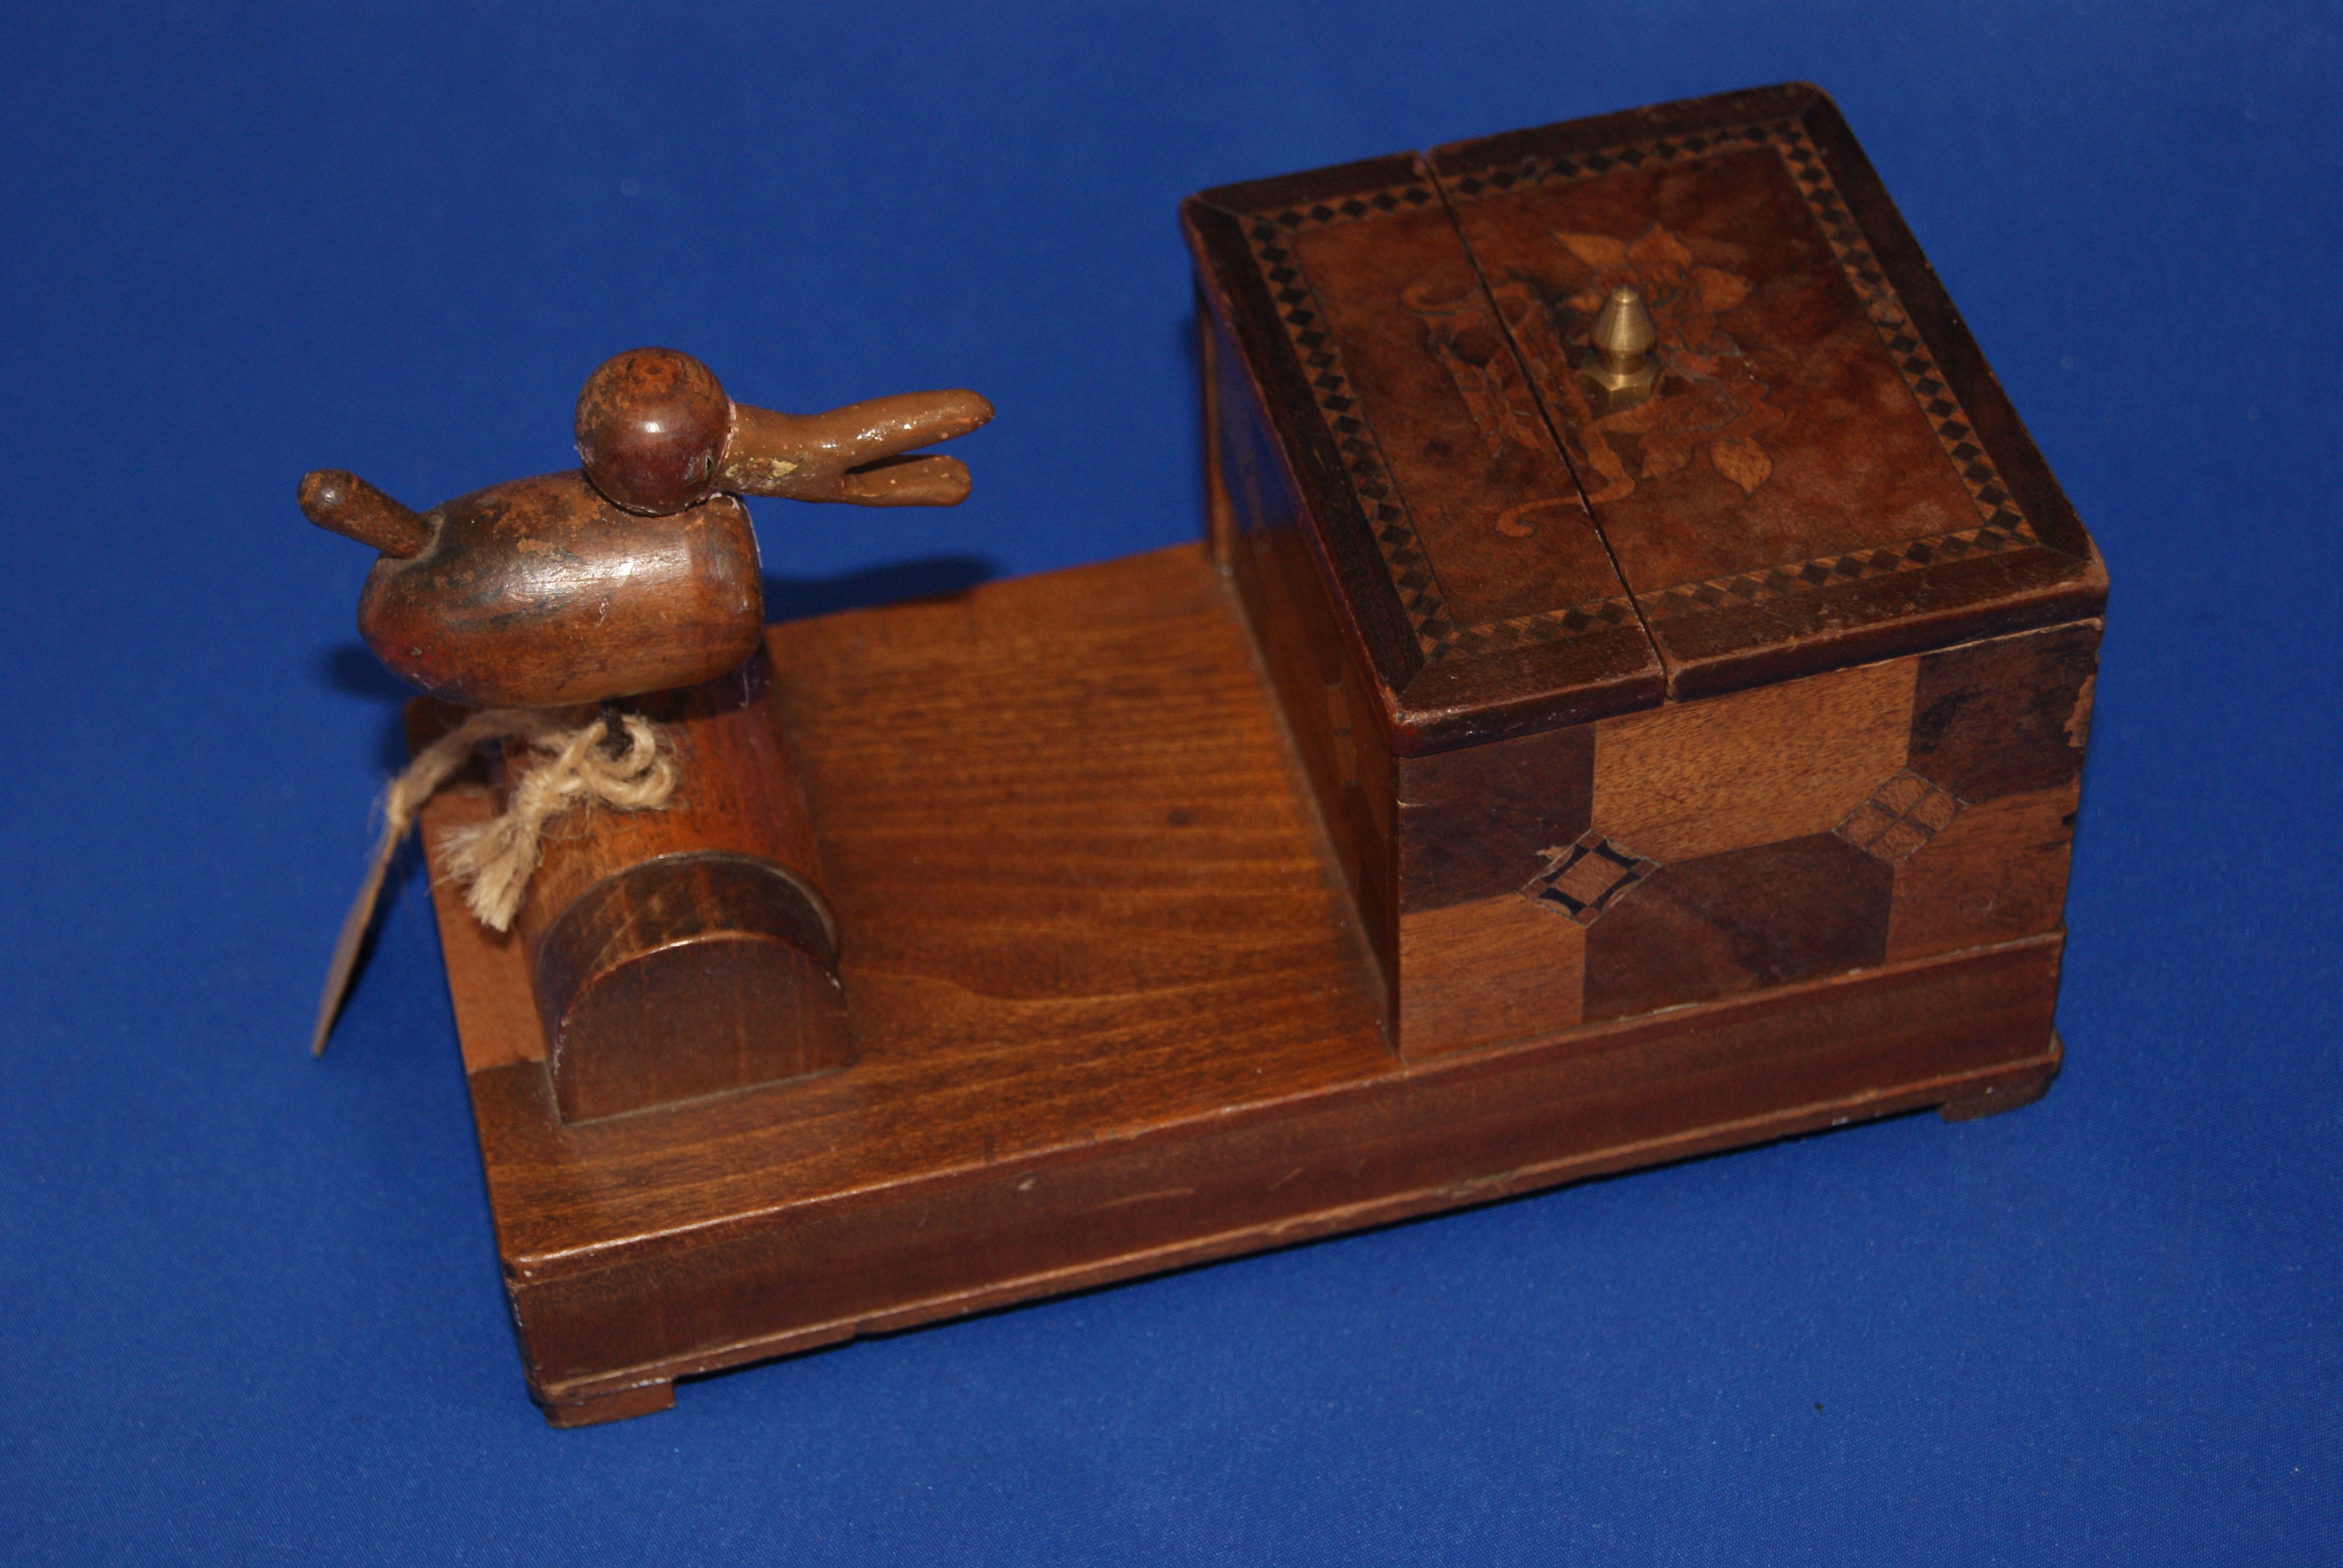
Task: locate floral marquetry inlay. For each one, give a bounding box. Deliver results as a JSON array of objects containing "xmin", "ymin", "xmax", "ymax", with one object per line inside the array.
[{"xmin": 1501, "ymin": 224, "xmax": 1787, "ymax": 503}]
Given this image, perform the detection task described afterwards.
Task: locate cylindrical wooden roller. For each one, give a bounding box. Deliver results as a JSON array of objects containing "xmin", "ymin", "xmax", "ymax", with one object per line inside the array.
[{"xmin": 500, "ymin": 649, "xmax": 848, "ymax": 1123}]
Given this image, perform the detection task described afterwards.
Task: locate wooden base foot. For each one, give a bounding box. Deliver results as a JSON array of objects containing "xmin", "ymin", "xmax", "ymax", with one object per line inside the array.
[
  {"xmin": 537, "ymin": 1380, "xmax": 674, "ymax": 1429},
  {"xmin": 1938, "ymin": 1034, "xmax": 2062, "ymax": 1122}
]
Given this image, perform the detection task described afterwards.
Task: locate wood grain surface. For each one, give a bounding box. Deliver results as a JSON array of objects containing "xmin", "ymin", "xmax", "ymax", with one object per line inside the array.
[
  {"xmin": 1183, "ymin": 85, "xmax": 2102, "ymax": 1063},
  {"xmin": 1588, "ymin": 655, "xmax": 1915, "ymax": 864},
  {"xmin": 1184, "ymin": 83, "xmax": 2106, "ymax": 729},
  {"xmin": 516, "ymin": 652, "xmax": 830, "ymax": 924},
  {"xmin": 1183, "ymin": 162, "xmax": 1667, "ymax": 754},
  {"xmin": 1885, "ymin": 784, "xmax": 2080, "ymax": 962},
  {"xmin": 1397, "ymin": 892, "xmax": 1585, "ymax": 1054},
  {"xmin": 1394, "ymin": 619, "xmax": 2094, "ymax": 1051},
  {"xmin": 355, "ymin": 471, "xmax": 768, "ymax": 709},
  {"xmin": 421, "ymin": 545, "xmax": 2069, "ymax": 1425},
  {"xmin": 1432, "ymin": 85, "xmax": 2108, "ymax": 700},
  {"xmin": 413, "ymin": 650, "xmax": 853, "ymax": 1123}
]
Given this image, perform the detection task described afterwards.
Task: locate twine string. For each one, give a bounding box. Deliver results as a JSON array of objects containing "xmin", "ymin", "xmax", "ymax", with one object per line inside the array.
[{"xmin": 309, "ymin": 707, "xmax": 677, "ymax": 1056}]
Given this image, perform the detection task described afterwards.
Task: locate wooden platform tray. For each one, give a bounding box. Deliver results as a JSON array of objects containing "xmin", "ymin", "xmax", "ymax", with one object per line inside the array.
[{"xmin": 416, "ymin": 543, "xmax": 2062, "ymax": 1427}]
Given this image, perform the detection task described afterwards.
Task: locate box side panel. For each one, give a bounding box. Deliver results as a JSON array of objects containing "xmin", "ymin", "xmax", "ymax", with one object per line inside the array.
[
  {"xmin": 1391, "ymin": 617, "xmax": 2094, "ymax": 1050},
  {"xmin": 1430, "ymin": 85, "xmax": 2105, "ymax": 699},
  {"xmin": 1199, "ymin": 280, "xmax": 1237, "ymax": 570},
  {"xmin": 1181, "ymin": 175, "xmax": 1431, "ymax": 709},
  {"xmin": 1394, "ymin": 723, "xmax": 1595, "ymax": 1056},
  {"xmin": 1578, "ymin": 622, "xmax": 2093, "ymax": 1021},
  {"xmin": 1398, "ymin": 646, "xmax": 1919, "ymax": 1049},
  {"xmin": 1200, "ymin": 302, "xmax": 1400, "ymax": 1018},
  {"xmin": 1886, "ymin": 619, "xmax": 2100, "ymax": 962}
]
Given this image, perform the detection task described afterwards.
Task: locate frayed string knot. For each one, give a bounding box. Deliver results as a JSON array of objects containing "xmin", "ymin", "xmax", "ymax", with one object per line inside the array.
[{"xmin": 310, "ymin": 707, "xmax": 677, "ymax": 1054}]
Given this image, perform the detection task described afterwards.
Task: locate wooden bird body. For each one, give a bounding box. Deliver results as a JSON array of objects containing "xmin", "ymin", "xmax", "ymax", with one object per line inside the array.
[{"xmin": 301, "ymin": 349, "xmax": 991, "ymax": 708}]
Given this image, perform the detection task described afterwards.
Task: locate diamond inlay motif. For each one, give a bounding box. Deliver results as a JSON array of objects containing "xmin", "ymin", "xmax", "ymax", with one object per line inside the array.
[
  {"xmin": 1228, "ymin": 110, "xmax": 2065, "ymax": 659},
  {"xmin": 1833, "ymin": 769, "xmax": 1965, "ymax": 864},
  {"xmin": 1522, "ymin": 831, "xmax": 1660, "ymax": 926},
  {"xmin": 1434, "ymin": 117, "xmax": 2050, "ymax": 624}
]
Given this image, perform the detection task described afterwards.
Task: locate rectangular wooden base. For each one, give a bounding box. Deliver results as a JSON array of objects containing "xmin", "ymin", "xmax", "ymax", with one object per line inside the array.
[{"xmin": 417, "ymin": 544, "xmax": 2065, "ymax": 1426}]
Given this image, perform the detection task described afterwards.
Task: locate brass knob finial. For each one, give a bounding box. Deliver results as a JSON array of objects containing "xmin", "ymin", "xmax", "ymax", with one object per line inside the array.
[{"xmin": 1579, "ymin": 286, "xmax": 1660, "ymax": 413}]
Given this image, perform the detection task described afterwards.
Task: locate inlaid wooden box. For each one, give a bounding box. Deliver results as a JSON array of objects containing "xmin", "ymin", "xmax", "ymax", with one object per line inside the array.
[
  {"xmin": 419, "ymin": 83, "xmax": 2105, "ymax": 1427},
  {"xmin": 1183, "ymin": 82, "xmax": 2103, "ymax": 1060}
]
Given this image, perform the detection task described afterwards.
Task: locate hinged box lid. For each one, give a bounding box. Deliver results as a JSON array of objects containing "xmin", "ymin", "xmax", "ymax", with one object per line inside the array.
[{"xmin": 1184, "ymin": 83, "xmax": 2104, "ymax": 751}]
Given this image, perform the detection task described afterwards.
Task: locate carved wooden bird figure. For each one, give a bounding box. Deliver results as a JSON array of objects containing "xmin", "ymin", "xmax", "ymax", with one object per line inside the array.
[{"xmin": 298, "ymin": 348, "xmax": 991, "ymax": 708}]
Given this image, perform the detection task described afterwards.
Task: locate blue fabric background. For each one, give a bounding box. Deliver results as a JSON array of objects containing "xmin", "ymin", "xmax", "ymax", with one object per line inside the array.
[{"xmin": 1, "ymin": 2, "xmax": 2335, "ymax": 1562}]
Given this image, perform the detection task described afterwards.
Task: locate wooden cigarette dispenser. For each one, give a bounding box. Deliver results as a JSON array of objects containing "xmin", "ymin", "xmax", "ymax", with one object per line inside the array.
[{"xmin": 365, "ymin": 84, "xmax": 2101, "ymax": 1428}]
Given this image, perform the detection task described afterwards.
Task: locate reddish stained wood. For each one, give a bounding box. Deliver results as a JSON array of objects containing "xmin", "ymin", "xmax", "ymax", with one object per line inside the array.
[
  {"xmin": 1277, "ymin": 177, "xmax": 1624, "ymax": 632},
  {"xmin": 1886, "ymin": 783, "xmax": 2080, "ymax": 962},
  {"xmin": 1185, "ymin": 84, "xmax": 2106, "ymax": 728},
  {"xmin": 409, "ymin": 650, "xmax": 850, "ymax": 1121},
  {"xmin": 1582, "ymin": 831, "xmax": 1895, "ymax": 1022},
  {"xmin": 1428, "ymin": 85, "xmax": 2106, "ymax": 700},
  {"xmin": 356, "ymin": 469, "xmax": 767, "ymax": 710},
  {"xmin": 574, "ymin": 348, "xmax": 991, "ymax": 515},
  {"xmin": 1909, "ymin": 620, "xmax": 2101, "ymax": 802},
  {"xmin": 418, "ymin": 788, "xmax": 543, "ymax": 1073},
  {"xmin": 424, "ymin": 546, "xmax": 2068, "ymax": 1424},
  {"xmin": 516, "ymin": 652, "xmax": 828, "ymax": 921},
  {"xmin": 1397, "ymin": 724, "xmax": 1593, "ymax": 914},
  {"xmin": 1184, "ymin": 89, "xmax": 2103, "ymax": 1063},
  {"xmin": 298, "ymin": 470, "xmax": 430, "ymax": 558},
  {"xmin": 1182, "ymin": 166, "xmax": 1667, "ymax": 756},
  {"xmin": 1588, "ymin": 655, "xmax": 1916, "ymax": 864},
  {"xmin": 1201, "ymin": 307, "xmax": 1404, "ymax": 1016},
  {"xmin": 395, "ymin": 90, "xmax": 2111, "ymax": 1422},
  {"xmin": 517, "ymin": 652, "xmax": 848, "ymax": 1123},
  {"xmin": 1397, "ymin": 892, "xmax": 1585, "ymax": 1055},
  {"xmin": 1383, "ymin": 618, "xmax": 2091, "ymax": 1052},
  {"xmin": 491, "ymin": 920, "xmax": 2063, "ymax": 1408},
  {"xmin": 307, "ymin": 348, "xmax": 991, "ymax": 711}
]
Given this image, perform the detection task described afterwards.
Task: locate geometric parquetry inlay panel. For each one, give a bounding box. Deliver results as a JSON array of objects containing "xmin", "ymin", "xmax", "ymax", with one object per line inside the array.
[
  {"xmin": 1245, "ymin": 116, "xmax": 2056, "ymax": 655},
  {"xmin": 1522, "ymin": 831, "xmax": 1660, "ymax": 925},
  {"xmin": 1832, "ymin": 769, "xmax": 1965, "ymax": 864},
  {"xmin": 1238, "ymin": 186, "xmax": 1640, "ymax": 664},
  {"xmin": 1441, "ymin": 118, "xmax": 2047, "ymax": 587}
]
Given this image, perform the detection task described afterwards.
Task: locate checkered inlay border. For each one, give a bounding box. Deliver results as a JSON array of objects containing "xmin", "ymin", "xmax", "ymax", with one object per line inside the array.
[
  {"xmin": 1239, "ymin": 181, "xmax": 1638, "ymax": 663},
  {"xmin": 1235, "ymin": 119, "xmax": 2053, "ymax": 656},
  {"xmin": 1441, "ymin": 117, "xmax": 2045, "ymax": 617},
  {"xmin": 1637, "ymin": 520, "xmax": 2036, "ymax": 622}
]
